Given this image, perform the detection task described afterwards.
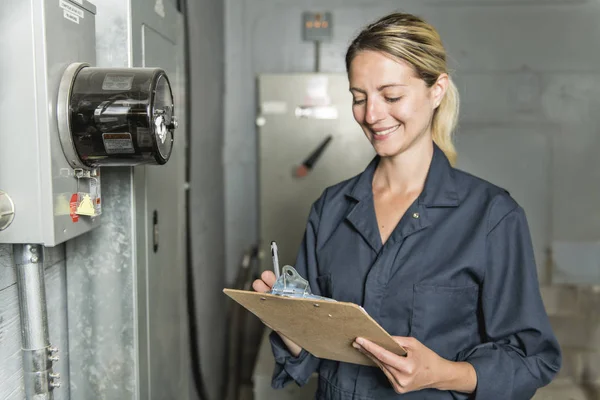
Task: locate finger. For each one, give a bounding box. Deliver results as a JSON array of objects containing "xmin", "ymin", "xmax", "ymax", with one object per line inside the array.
[
  {"xmin": 261, "ymin": 271, "xmax": 277, "ymax": 287},
  {"xmin": 356, "ymin": 338, "xmax": 409, "ymax": 371},
  {"xmin": 354, "ymin": 342, "xmax": 387, "ymax": 370},
  {"xmin": 252, "ymin": 279, "xmax": 271, "ymax": 293},
  {"xmin": 356, "ymin": 343, "xmax": 406, "ymax": 378},
  {"xmin": 392, "ymin": 336, "xmax": 418, "ymax": 351},
  {"xmin": 378, "ymin": 363, "xmax": 405, "ymax": 393},
  {"xmin": 355, "ymin": 344, "xmax": 405, "ymax": 393}
]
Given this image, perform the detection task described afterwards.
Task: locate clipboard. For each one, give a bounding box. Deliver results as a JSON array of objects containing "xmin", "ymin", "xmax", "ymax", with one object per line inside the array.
[{"xmin": 223, "ymin": 288, "xmax": 407, "ymax": 366}]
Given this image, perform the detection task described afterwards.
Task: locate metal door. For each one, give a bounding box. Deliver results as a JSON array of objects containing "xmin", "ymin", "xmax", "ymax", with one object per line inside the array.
[
  {"xmin": 131, "ymin": 3, "xmax": 187, "ymax": 399},
  {"xmin": 257, "ymin": 74, "xmax": 375, "ymax": 272}
]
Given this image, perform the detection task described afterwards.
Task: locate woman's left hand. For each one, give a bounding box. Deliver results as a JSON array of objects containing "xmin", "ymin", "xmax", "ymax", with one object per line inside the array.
[{"xmin": 353, "ymin": 336, "xmax": 463, "ymax": 394}]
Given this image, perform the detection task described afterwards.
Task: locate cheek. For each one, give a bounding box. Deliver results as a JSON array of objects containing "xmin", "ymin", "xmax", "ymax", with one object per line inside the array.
[
  {"xmin": 390, "ymin": 102, "xmax": 411, "ymax": 122},
  {"xmin": 352, "ymin": 107, "xmax": 364, "ymax": 124},
  {"xmin": 394, "ymin": 98, "xmax": 430, "ymax": 124}
]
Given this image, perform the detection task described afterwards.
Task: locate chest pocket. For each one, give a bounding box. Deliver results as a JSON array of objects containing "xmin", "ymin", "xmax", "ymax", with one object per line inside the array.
[{"xmin": 410, "ymin": 284, "xmax": 479, "ymax": 360}]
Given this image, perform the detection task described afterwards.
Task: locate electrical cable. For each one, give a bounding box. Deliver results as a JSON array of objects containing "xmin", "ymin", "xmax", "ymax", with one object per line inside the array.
[{"xmin": 181, "ymin": 0, "xmax": 209, "ymax": 398}]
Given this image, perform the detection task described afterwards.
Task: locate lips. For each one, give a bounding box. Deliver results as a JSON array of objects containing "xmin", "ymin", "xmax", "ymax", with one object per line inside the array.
[{"xmin": 371, "ymin": 124, "xmax": 400, "ymax": 140}]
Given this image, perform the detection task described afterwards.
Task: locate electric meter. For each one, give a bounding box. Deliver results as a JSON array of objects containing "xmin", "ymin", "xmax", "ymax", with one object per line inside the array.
[{"xmin": 58, "ymin": 63, "xmax": 177, "ymax": 169}]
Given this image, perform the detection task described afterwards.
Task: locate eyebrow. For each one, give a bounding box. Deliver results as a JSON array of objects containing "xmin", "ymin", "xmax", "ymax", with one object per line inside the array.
[{"xmin": 349, "ymin": 84, "xmax": 407, "ymax": 94}]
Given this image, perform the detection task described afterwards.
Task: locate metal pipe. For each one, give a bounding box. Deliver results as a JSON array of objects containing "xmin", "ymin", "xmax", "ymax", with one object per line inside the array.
[
  {"xmin": 314, "ymin": 40, "xmax": 321, "ymax": 73},
  {"xmin": 13, "ymin": 244, "xmax": 60, "ymax": 400}
]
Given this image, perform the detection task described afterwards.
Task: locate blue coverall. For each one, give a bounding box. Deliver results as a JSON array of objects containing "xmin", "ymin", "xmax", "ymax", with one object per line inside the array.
[{"xmin": 270, "ymin": 143, "xmax": 562, "ymax": 399}]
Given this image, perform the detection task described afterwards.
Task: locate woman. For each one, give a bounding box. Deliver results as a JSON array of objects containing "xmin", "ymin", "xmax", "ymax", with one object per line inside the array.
[{"xmin": 252, "ymin": 12, "xmax": 561, "ymax": 399}]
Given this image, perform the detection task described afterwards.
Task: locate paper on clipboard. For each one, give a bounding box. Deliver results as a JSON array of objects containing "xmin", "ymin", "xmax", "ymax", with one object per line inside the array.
[{"xmin": 223, "ymin": 287, "xmax": 407, "ymax": 366}]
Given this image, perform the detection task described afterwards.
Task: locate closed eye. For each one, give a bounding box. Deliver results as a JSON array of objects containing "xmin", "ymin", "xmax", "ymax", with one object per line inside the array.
[
  {"xmin": 352, "ymin": 99, "xmax": 366, "ymax": 105},
  {"xmin": 385, "ymin": 97, "xmax": 402, "ymax": 103}
]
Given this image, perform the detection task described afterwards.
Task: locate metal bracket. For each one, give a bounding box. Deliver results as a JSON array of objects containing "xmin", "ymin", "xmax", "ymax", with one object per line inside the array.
[
  {"xmin": 73, "ymin": 169, "xmax": 102, "ymax": 217},
  {"xmin": 74, "ymin": 168, "xmax": 99, "ymax": 179},
  {"xmin": 268, "ymin": 265, "xmax": 335, "ymax": 301},
  {"xmin": 57, "ymin": 62, "xmax": 91, "ymax": 170}
]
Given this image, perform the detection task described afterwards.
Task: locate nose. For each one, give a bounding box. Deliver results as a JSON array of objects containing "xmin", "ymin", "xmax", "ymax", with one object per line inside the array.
[{"xmin": 365, "ymin": 98, "xmax": 385, "ymax": 125}]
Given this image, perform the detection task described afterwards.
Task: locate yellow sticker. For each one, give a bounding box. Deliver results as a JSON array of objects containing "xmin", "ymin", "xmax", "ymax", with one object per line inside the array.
[{"xmin": 76, "ymin": 194, "xmax": 96, "ymax": 216}]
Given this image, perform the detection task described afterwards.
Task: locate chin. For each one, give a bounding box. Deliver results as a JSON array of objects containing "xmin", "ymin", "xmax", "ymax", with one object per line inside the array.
[
  {"xmin": 371, "ymin": 141, "xmax": 406, "ymax": 158},
  {"xmin": 370, "ymin": 130, "xmax": 431, "ymax": 159},
  {"xmin": 375, "ymin": 150, "xmax": 403, "ymax": 158}
]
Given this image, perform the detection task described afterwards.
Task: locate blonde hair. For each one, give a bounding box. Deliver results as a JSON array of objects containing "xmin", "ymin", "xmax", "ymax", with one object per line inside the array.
[{"xmin": 346, "ymin": 13, "xmax": 459, "ymax": 165}]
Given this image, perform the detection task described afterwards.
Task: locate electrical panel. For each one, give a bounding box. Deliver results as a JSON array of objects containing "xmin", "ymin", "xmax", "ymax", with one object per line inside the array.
[
  {"xmin": 302, "ymin": 12, "xmax": 333, "ymax": 42},
  {"xmin": 0, "ymin": 0, "xmax": 177, "ymax": 246}
]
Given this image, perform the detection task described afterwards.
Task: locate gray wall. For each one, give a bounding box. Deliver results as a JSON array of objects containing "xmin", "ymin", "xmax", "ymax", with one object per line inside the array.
[
  {"xmin": 224, "ymin": 0, "xmax": 600, "ymax": 284},
  {"xmin": 186, "ymin": 0, "xmax": 227, "ymax": 399}
]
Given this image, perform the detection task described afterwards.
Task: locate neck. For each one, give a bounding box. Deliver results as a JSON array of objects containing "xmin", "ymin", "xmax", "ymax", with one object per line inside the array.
[{"xmin": 373, "ymin": 139, "xmax": 434, "ymax": 195}]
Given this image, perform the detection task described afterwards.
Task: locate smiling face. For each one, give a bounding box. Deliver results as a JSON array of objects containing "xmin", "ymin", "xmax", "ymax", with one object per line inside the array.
[{"xmin": 349, "ymin": 50, "xmax": 446, "ymax": 158}]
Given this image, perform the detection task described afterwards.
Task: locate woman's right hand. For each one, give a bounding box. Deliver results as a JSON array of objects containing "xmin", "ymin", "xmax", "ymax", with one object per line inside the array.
[{"xmin": 252, "ymin": 270, "xmax": 303, "ymax": 357}]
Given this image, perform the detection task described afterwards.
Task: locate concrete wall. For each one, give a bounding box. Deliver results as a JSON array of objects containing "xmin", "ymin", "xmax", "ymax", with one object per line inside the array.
[
  {"xmin": 224, "ymin": 0, "xmax": 600, "ymax": 285},
  {"xmin": 540, "ymin": 285, "xmax": 600, "ymax": 397},
  {"xmin": 225, "ymin": 1, "xmax": 600, "ymax": 398}
]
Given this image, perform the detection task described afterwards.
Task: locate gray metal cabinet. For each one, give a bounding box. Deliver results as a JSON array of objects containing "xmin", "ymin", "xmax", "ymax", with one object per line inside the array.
[
  {"xmin": 132, "ymin": 4, "xmax": 188, "ymax": 400},
  {"xmin": 0, "ymin": 0, "xmax": 98, "ymax": 245},
  {"xmin": 257, "ymin": 73, "xmax": 375, "ymax": 272}
]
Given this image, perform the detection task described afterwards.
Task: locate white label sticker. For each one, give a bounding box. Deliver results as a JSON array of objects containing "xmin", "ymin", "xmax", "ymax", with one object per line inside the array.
[
  {"xmin": 60, "ymin": 0, "xmax": 84, "ymax": 18},
  {"xmin": 295, "ymin": 106, "xmax": 338, "ymax": 120},
  {"xmin": 261, "ymin": 101, "xmax": 287, "ymax": 114},
  {"xmin": 154, "ymin": 0, "xmax": 165, "ymax": 18},
  {"xmin": 63, "ymin": 9, "xmax": 79, "ymax": 24},
  {"xmin": 102, "ymin": 133, "xmax": 135, "ymax": 154},
  {"xmin": 102, "ymin": 74, "xmax": 134, "ymax": 91},
  {"xmin": 304, "ymin": 76, "xmax": 331, "ymax": 106}
]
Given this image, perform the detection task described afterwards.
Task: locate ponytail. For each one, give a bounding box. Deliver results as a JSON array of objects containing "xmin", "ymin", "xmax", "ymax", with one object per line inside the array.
[{"xmin": 431, "ymin": 78, "xmax": 459, "ymax": 166}]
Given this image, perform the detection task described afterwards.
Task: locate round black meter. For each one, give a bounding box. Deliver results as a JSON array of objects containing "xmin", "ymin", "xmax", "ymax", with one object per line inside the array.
[{"xmin": 57, "ymin": 63, "xmax": 177, "ymax": 169}]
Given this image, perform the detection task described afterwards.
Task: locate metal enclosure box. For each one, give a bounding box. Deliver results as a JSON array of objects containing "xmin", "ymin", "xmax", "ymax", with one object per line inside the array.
[
  {"xmin": 257, "ymin": 74, "xmax": 375, "ymax": 271},
  {"xmin": 0, "ymin": 0, "xmax": 99, "ymax": 246}
]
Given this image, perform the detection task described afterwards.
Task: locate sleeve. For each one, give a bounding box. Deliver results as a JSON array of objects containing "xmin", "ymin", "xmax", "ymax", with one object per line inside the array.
[
  {"xmin": 269, "ymin": 193, "xmax": 326, "ymax": 389},
  {"xmin": 458, "ymin": 205, "xmax": 562, "ymax": 399}
]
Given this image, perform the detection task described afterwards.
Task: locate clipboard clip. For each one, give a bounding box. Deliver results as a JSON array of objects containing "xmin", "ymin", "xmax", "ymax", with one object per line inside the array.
[{"xmin": 269, "ymin": 265, "xmax": 336, "ymax": 302}]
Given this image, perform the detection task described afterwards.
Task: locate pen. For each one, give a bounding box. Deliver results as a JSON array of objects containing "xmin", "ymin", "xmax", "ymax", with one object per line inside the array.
[{"xmin": 271, "ymin": 241, "xmax": 280, "ymax": 279}]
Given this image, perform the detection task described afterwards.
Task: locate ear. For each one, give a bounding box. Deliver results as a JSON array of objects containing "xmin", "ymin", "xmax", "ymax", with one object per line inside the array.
[{"xmin": 431, "ymin": 73, "xmax": 449, "ymax": 109}]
